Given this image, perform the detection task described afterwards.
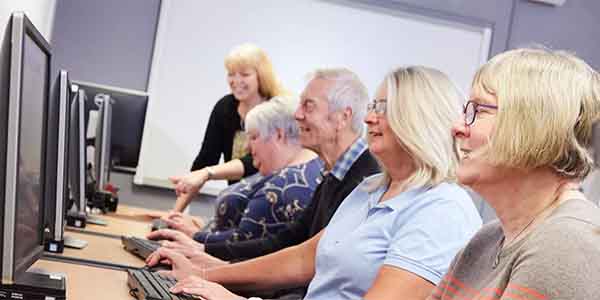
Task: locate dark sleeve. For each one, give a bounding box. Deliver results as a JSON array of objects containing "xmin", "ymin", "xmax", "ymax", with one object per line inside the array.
[
  {"xmin": 204, "ymin": 199, "xmax": 316, "ymax": 260},
  {"xmin": 190, "ymin": 97, "xmax": 228, "ymax": 171},
  {"xmin": 240, "ymin": 153, "xmax": 258, "ymax": 177}
]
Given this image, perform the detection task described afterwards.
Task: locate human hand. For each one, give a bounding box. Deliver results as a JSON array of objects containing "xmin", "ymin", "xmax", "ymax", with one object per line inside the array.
[
  {"xmin": 147, "ymin": 229, "xmax": 204, "ymax": 252},
  {"xmin": 169, "ymin": 169, "xmax": 210, "ymax": 197},
  {"xmin": 162, "ymin": 211, "xmax": 205, "ymax": 237},
  {"xmin": 161, "ymin": 241, "xmax": 228, "ymax": 269},
  {"xmin": 170, "ymin": 275, "xmax": 243, "ymax": 300},
  {"xmin": 146, "ymin": 248, "xmax": 200, "ymax": 280}
]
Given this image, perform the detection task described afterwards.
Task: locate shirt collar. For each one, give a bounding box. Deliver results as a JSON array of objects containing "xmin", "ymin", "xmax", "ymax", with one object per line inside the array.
[
  {"xmin": 365, "ymin": 176, "xmax": 432, "ymax": 211},
  {"xmin": 322, "ymin": 137, "xmax": 368, "ymax": 181}
]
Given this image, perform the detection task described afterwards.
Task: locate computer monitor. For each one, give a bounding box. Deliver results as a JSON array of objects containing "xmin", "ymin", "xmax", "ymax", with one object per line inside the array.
[
  {"xmin": 93, "ymin": 93, "xmax": 113, "ymax": 192},
  {"xmin": 43, "ymin": 70, "xmax": 71, "ymax": 253},
  {"xmin": 68, "ymin": 87, "xmax": 87, "ymax": 218},
  {"xmin": 0, "ymin": 12, "xmax": 50, "ymax": 284},
  {"xmin": 72, "ymin": 81, "xmax": 148, "ymax": 172}
]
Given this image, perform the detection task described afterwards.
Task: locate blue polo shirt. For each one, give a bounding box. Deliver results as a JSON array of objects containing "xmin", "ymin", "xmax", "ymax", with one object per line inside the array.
[{"xmin": 304, "ymin": 174, "xmax": 482, "ymax": 300}]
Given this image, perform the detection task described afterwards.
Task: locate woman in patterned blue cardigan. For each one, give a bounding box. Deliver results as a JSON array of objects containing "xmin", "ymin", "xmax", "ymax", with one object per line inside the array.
[{"xmin": 169, "ymin": 96, "xmax": 322, "ymax": 244}]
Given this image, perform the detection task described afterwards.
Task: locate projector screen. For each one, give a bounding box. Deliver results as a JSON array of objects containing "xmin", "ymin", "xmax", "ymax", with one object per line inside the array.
[{"xmin": 135, "ymin": 0, "xmax": 492, "ymax": 195}]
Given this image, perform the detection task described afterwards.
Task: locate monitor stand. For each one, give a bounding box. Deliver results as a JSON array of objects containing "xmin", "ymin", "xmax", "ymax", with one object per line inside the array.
[
  {"xmin": 63, "ymin": 235, "xmax": 88, "ymax": 249},
  {"xmin": 0, "ymin": 269, "xmax": 66, "ymax": 300},
  {"xmin": 85, "ymin": 215, "xmax": 108, "ymax": 226}
]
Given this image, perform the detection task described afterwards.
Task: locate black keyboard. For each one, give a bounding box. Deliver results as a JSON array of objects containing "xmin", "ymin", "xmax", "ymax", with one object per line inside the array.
[
  {"xmin": 122, "ymin": 236, "xmax": 161, "ymax": 260},
  {"xmin": 151, "ymin": 219, "xmax": 170, "ymax": 231},
  {"xmin": 127, "ymin": 269, "xmax": 195, "ymax": 300}
]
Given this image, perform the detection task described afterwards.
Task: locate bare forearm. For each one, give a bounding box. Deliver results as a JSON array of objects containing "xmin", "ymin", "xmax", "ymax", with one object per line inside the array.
[
  {"xmin": 173, "ymin": 193, "xmax": 194, "ymax": 212},
  {"xmin": 209, "ymin": 159, "xmax": 245, "ymax": 181},
  {"xmin": 205, "ymin": 243, "xmax": 315, "ymax": 292}
]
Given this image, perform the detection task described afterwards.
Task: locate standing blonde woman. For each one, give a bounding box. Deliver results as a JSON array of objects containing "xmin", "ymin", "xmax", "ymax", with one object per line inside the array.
[
  {"xmin": 171, "ymin": 43, "xmax": 285, "ymax": 212},
  {"xmin": 431, "ymin": 48, "xmax": 600, "ymax": 300}
]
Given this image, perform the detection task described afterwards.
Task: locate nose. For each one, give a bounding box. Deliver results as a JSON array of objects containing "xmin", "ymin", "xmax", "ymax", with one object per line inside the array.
[
  {"xmin": 294, "ymin": 106, "xmax": 304, "ymax": 121},
  {"xmin": 451, "ymin": 116, "xmax": 470, "ymax": 139},
  {"xmin": 364, "ymin": 110, "xmax": 378, "ymax": 125}
]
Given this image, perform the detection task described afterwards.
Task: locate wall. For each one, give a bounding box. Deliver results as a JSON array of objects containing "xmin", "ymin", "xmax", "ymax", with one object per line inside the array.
[
  {"xmin": 509, "ymin": 0, "xmax": 600, "ymax": 69},
  {"xmin": 0, "ymin": 0, "xmax": 57, "ymax": 42},
  {"xmin": 51, "ymin": 0, "xmax": 160, "ymax": 91}
]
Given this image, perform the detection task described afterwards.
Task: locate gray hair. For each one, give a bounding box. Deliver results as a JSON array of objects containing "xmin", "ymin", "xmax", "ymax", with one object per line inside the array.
[
  {"xmin": 307, "ymin": 68, "xmax": 369, "ymax": 133},
  {"xmin": 245, "ymin": 95, "xmax": 300, "ymax": 143}
]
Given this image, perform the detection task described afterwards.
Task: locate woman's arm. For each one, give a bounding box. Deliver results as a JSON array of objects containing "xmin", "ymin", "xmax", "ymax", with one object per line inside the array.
[
  {"xmin": 364, "ymin": 266, "xmax": 434, "ymax": 300},
  {"xmin": 172, "ymin": 159, "xmax": 245, "ymax": 212},
  {"xmin": 204, "ymin": 230, "xmax": 323, "ymax": 293}
]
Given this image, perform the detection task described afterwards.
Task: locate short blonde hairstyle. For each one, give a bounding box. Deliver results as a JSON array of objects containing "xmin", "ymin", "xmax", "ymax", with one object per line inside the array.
[
  {"xmin": 245, "ymin": 95, "xmax": 300, "ymax": 144},
  {"xmin": 378, "ymin": 66, "xmax": 463, "ymax": 189},
  {"xmin": 473, "ymin": 47, "xmax": 600, "ymax": 178},
  {"xmin": 224, "ymin": 43, "xmax": 285, "ymax": 99}
]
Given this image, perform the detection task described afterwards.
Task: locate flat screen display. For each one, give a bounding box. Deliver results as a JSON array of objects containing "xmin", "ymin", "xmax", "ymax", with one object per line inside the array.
[{"xmin": 14, "ymin": 33, "xmax": 47, "ymax": 269}]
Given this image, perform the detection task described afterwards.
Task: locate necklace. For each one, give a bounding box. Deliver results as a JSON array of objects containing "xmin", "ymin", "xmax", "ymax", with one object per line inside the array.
[{"xmin": 492, "ymin": 186, "xmax": 570, "ymax": 269}]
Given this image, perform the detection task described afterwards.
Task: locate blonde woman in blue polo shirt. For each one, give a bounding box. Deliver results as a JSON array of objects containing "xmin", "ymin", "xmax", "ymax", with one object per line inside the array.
[{"xmin": 163, "ymin": 66, "xmax": 482, "ymax": 300}]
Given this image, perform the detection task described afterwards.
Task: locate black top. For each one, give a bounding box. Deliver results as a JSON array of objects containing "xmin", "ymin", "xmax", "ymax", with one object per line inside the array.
[
  {"xmin": 204, "ymin": 150, "xmax": 380, "ymax": 260},
  {"xmin": 190, "ymin": 94, "xmax": 258, "ymax": 183}
]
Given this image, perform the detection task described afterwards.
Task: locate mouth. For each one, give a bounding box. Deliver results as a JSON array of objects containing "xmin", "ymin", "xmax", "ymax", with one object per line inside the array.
[
  {"xmin": 299, "ymin": 126, "xmax": 311, "ymax": 133},
  {"xmin": 368, "ymin": 131, "xmax": 383, "ymax": 137},
  {"xmin": 460, "ymin": 148, "xmax": 472, "ymax": 159}
]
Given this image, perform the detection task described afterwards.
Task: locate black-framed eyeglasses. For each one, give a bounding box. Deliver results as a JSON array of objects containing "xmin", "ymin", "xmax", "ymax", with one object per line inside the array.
[
  {"xmin": 367, "ymin": 99, "xmax": 387, "ymax": 115},
  {"xmin": 463, "ymin": 100, "xmax": 498, "ymax": 126}
]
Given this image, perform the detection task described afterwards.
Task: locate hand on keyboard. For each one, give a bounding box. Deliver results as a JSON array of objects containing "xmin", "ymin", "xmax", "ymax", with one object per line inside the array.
[
  {"xmin": 146, "ymin": 247, "xmax": 201, "ymax": 280},
  {"xmin": 147, "ymin": 229, "xmax": 205, "ymax": 253},
  {"xmin": 170, "ymin": 275, "xmax": 241, "ymax": 300}
]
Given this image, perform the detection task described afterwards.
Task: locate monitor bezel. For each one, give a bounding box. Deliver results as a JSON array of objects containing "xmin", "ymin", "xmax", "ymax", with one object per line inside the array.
[{"xmin": 2, "ymin": 12, "xmax": 51, "ymax": 284}]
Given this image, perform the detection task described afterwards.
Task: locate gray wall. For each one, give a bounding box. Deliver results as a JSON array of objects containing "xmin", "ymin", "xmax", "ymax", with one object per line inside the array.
[
  {"xmin": 509, "ymin": 0, "xmax": 600, "ymax": 69},
  {"xmin": 51, "ymin": 0, "xmax": 160, "ymax": 90}
]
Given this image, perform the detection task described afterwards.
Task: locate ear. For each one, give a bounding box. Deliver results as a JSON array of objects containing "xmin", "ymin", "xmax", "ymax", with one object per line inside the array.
[
  {"xmin": 275, "ymin": 127, "xmax": 286, "ymax": 142},
  {"xmin": 336, "ymin": 107, "xmax": 353, "ymax": 130}
]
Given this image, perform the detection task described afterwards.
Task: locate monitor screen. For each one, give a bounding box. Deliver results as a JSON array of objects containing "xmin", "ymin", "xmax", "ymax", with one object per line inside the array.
[
  {"xmin": 13, "ymin": 23, "xmax": 48, "ymax": 276},
  {"xmin": 0, "ymin": 12, "xmax": 51, "ymax": 283},
  {"xmin": 68, "ymin": 88, "xmax": 87, "ymax": 213},
  {"xmin": 72, "ymin": 81, "xmax": 147, "ymax": 170},
  {"xmin": 43, "ymin": 70, "xmax": 70, "ymax": 245}
]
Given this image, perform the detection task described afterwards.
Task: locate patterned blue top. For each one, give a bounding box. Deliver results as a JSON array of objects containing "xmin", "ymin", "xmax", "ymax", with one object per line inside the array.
[{"xmin": 194, "ymin": 158, "xmax": 324, "ymax": 244}]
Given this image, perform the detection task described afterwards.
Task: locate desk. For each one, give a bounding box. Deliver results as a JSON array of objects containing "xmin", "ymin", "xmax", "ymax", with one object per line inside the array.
[
  {"xmin": 32, "ymin": 259, "xmax": 131, "ymax": 299},
  {"xmin": 40, "ymin": 204, "xmax": 169, "ymax": 299},
  {"xmin": 78, "ymin": 204, "xmax": 158, "ymax": 237},
  {"xmin": 61, "ymin": 231, "xmax": 145, "ymax": 268}
]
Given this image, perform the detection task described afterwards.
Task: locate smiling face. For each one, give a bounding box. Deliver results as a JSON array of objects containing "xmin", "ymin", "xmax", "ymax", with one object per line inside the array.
[
  {"xmin": 452, "ymin": 86, "xmax": 502, "ymax": 188},
  {"xmin": 294, "ymin": 78, "xmax": 339, "ymax": 154},
  {"xmin": 364, "ymin": 83, "xmax": 408, "ymax": 163},
  {"xmin": 247, "ymin": 128, "xmax": 278, "ymax": 175},
  {"xmin": 227, "ymin": 66, "xmax": 261, "ymax": 102}
]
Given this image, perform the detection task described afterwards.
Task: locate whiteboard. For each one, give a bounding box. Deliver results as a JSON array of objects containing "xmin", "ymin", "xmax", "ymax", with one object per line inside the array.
[{"xmin": 135, "ymin": 0, "xmax": 492, "ymax": 195}]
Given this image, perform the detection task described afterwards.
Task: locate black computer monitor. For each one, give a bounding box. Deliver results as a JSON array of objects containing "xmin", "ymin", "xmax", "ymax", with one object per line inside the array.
[
  {"xmin": 43, "ymin": 70, "xmax": 71, "ymax": 253},
  {"xmin": 0, "ymin": 12, "xmax": 50, "ymax": 284},
  {"xmin": 68, "ymin": 87, "xmax": 87, "ymax": 218},
  {"xmin": 93, "ymin": 94, "xmax": 113, "ymax": 192},
  {"xmin": 72, "ymin": 81, "xmax": 148, "ymax": 172}
]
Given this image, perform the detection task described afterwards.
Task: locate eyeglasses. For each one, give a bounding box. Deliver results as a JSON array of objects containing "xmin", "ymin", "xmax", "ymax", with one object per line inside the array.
[
  {"xmin": 367, "ymin": 99, "xmax": 387, "ymax": 115},
  {"xmin": 463, "ymin": 100, "xmax": 498, "ymax": 126}
]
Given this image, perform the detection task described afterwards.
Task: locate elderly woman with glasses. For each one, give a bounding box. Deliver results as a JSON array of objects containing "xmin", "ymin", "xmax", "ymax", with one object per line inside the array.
[
  {"xmin": 429, "ymin": 48, "xmax": 600, "ymax": 300},
  {"xmin": 153, "ymin": 66, "xmax": 482, "ymax": 300}
]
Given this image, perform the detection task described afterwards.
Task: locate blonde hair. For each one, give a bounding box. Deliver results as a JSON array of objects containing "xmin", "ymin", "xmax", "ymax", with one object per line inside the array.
[
  {"xmin": 377, "ymin": 66, "xmax": 463, "ymax": 189},
  {"xmin": 224, "ymin": 43, "xmax": 285, "ymax": 98},
  {"xmin": 245, "ymin": 95, "xmax": 300, "ymax": 143},
  {"xmin": 473, "ymin": 47, "xmax": 600, "ymax": 178}
]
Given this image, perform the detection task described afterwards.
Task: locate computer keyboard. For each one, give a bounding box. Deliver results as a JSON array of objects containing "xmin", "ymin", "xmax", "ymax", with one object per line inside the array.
[
  {"xmin": 127, "ymin": 268, "xmax": 195, "ymax": 300},
  {"xmin": 151, "ymin": 219, "xmax": 170, "ymax": 231},
  {"xmin": 122, "ymin": 236, "xmax": 161, "ymax": 260}
]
